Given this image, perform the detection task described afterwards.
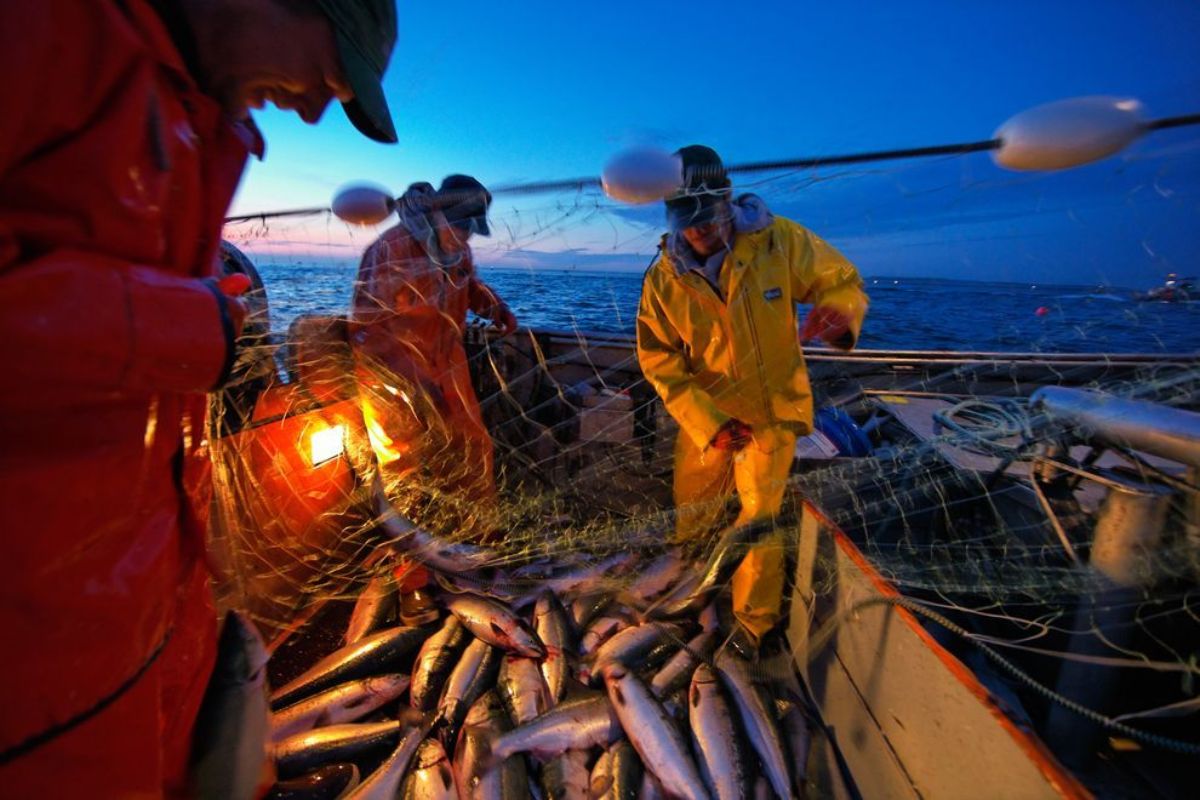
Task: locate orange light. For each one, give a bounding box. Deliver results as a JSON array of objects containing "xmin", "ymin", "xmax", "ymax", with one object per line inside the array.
[{"xmin": 309, "ymin": 424, "xmax": 345, "ymax": 466}]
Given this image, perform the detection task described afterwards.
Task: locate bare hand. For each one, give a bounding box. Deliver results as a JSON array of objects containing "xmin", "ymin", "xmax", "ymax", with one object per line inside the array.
[{"xmin": 491, "ymin": 305, "xmax": 518, "ymax": 336}]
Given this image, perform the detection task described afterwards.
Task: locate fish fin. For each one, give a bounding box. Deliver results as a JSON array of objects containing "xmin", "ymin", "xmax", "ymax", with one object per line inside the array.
[
  {"xmin": 342, "ymin": 764, "xmax": 361, "ymax": 793},
  {"xmin": 589, "ymin": 774, "xmax": 614, "ymax": 800}
]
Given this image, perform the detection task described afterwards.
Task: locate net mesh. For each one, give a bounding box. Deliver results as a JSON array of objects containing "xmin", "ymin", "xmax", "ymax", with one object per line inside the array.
[{"xmin": 211, "ymin": 158, "xmax": 1199, "ymax": 775}]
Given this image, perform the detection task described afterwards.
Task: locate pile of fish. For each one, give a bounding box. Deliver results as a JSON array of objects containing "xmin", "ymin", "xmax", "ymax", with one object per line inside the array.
[{"xmin": 197, "ymin": 500, "xmax": 811, "ymax": 800}]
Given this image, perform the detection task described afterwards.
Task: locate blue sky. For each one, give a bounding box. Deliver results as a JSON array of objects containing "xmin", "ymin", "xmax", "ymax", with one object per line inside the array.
[{"xmin": 227, "ymin": 0, "xmax": 1200, "ymax": 287}]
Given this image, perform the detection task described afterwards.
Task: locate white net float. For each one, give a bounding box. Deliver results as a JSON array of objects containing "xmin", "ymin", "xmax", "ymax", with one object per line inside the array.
[
  {"xmin": 332, "ymin": 184, "xmax": 396, "ymax": 225},
  {"xmin": 601, "ymin": 147, "xmax": 683, "ymax": 204},
  {"xmin": 993, "ymin": 96, "xmax": 1147, "ymax": 172}
]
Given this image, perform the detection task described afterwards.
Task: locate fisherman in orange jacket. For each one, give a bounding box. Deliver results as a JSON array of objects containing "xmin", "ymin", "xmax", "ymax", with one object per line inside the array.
[
  {"xmin": 351, "ymin": 176, "xmax": 517, "ymax": 575},
  {"xmin": 0, "ymin": 0, "xmax": 397, "ymax": 795}
]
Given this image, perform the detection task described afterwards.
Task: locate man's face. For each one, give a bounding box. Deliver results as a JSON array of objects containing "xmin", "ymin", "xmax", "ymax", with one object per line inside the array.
[
  {"xmin": 681, "ymin": 218, "xmax": 731, "ymax": 258},
  {"xmin": 209, "ymin": 6, "xmax": 353, "ymax": 125}
]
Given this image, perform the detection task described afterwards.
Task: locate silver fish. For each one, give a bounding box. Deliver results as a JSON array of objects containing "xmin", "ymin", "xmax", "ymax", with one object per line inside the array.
[
  {"xmin": 497, "ymin": 654, "xmax": 551, "ymax": 726},
  {"xmin": 455, "ymin": 690, "xmax": 527, "ymax": 800},
  {"xmin": 374, "ymin": 482, "xmax": 501, "ymax": 573},
  {"xmin": 345, "ymin": 571, "xmax": 398, "ymax": 646},
  {"xmin": 778, "ymin": 695, "xmax": 812, "ymax": 792},
  {"xmin": 344, "ymin": 722, "xmax": 427, "ymax": 800},
  {"xmin": 411, "ymin": 617, "xmax": 469, "ymax": 712},
  {"xmin": 271, "ymin": 674, "xmax": 411, "ymax": 742},
  {"xmin": 623, "ymin": 550, "xmax": 687, "ymax": 605},
  {"xmin": 713, "ymin": 652, "xmax": 792, "ymax": 800},
  {"xmin": 448, "ymin": 594, "xmax": 546, "ymax": 658},
  {"xmin": 274, "ymin": 720, "xmax": 404, "ymax": 780},
  {"xmin": 570, "ymin": 593, "xmax": 611, "ymax": 632},
  {"xmin": 650, "ymin": 631, "xmax": 717, "ymax": 698},
  {"xmin": 579, "ymin": 613, "xmax": 634, "ymax": 657},
  {"xmin": 435, "ymin": 638, "xmax": 503, "ymax": 753},
  {"xmin": 542, "ymin": 552, "xmax": 639, "ymax": 597},
  {"xmin": 402, "ymin": 738, "xmax": 458, "ymax": 800},
  {"xmin": 653, "ymin": 520, "xmax": 780, "ymax": 618},
  {"xmin": 602, "ymin": 663, "xmax": 710, "ymax": 800},
  {"xmin": 265, "ymin": 763, "xmax": 360, "ymax": 800},
  {"xmin": 271, "ymin": 626, "xmax": 426, "ymax": 710},
  {"xmin": 689, "ymin": 664, "xmax": 750, "ymax": 800},
  {"xmin": 638, "ymin": 774, "xmax": 665, "ymax": 800},
  {"xmin": 591, "ymin": 749, "xmax": 614, "ymax": 797},
  {"xmin": 533, "ymin": 591, "xmax": 572, "ymax": 703},
  {"xmin": 541, "ymin": 749, "xmax": 591, "ymax": 800},
  {"xmin": 590, "ymin": 740, "xmax": 642, "ymax": 800},
  {"xmin": 491, "ymin": 693, "xmax": 622, "ymax": 760},
  {"xmin": 584, "ymin": 622, "xmax": 683, "ymax": 684},
  {"xmin": 189, "ymin": 610, "xmax": 271, "ymax": 800}
]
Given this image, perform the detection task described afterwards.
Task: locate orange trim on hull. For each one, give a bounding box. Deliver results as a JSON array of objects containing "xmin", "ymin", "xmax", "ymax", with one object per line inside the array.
[{"xmin": 803, "ymin": 501, "xmax": 1094, "ymax": 800}]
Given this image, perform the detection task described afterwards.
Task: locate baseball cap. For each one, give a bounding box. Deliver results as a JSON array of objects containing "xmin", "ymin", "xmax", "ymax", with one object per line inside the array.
[
  {"xmin": 438, "ymin": 175, "xmax": 492, "ymax": 237},
  {"xmin": 315, "ymin": 0, "xmax": 398, "ymax": 144},
  {"xmin": 665, "ymin": 144, "xmax": 732, "ymax": 232}
]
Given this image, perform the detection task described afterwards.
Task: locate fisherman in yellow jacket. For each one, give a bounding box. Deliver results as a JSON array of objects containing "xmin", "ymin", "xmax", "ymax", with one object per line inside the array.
[{"xmin": 636, "ymin": 145, "xmax": 868, "ymax": 643}]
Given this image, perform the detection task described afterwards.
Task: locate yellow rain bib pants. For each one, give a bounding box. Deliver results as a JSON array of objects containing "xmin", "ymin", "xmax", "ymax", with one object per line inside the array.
[{"xmin": 637, "ymin": 212, "xmax": 867, "ymax": 642}]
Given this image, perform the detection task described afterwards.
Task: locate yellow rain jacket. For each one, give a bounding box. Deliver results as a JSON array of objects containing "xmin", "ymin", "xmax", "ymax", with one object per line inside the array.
[{"xmin": 637, "ymin": 196, "xmax": 867, "ymax": 640}]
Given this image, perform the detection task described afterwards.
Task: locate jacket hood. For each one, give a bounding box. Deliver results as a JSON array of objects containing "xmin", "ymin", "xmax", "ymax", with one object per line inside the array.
[{"xmin": 397, "ymin": 183, "xmax": 464, "ymax": 267}]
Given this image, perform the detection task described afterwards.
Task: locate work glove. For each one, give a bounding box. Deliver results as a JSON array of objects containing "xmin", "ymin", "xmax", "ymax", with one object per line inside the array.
[
  {"xmin": 204, "ymin": 272, "xmax": 253, "ymax": 391},
  {"xmin": 800, "ymin": 305, "xmax": 854, "ymax": 348},
  {"xmin": 490, "ymin": 304, "xmax": 518, "ymax": 336},
  {"xmin": 711, "ymin": 418, "xmax": 752, "ymax": 451},
  {"xmin": 214, "ymin": 273, "xmax": 252, "ymax": 337}
]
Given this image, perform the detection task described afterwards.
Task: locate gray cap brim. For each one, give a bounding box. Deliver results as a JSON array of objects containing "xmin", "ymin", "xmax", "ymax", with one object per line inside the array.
[
  {"xmin": 665, "ymin": 193, "xmax": 731, "ymax": 233},
  {"xmin": 337, "ymin": 29, "xmax": 397, "ymax": 144}
]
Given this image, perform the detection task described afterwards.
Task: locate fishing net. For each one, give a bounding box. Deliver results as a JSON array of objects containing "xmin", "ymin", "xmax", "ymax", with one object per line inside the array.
[{"xmin": 209, "ymin": 140, "xmax": 1200, "ymax": 785}]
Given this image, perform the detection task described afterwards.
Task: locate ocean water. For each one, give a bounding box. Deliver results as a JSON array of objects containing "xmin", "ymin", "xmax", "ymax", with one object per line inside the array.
[{"xmin": 255, "ymin": 261, "xmax": 1199, "ymax": 354}]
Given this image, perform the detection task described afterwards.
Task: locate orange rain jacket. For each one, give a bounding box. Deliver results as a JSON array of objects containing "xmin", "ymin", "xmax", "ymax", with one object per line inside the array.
[
  {"xmin": 350, "ymin": 224, "xmax": 507, "ymax": 517},
  {"xmin": 0, "ymin": 0, "xmax": 258, "ymax": 790}
]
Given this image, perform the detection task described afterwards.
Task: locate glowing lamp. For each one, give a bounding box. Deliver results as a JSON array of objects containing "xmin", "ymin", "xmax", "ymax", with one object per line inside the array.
[{"xmin": 309, "ymin": 424, "xmax": 345, "ymax": 466}]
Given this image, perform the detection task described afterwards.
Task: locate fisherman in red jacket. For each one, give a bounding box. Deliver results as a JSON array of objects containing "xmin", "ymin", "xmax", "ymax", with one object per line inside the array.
[
  {"xmin": 351, "ymin": 176, "xmax": 516, "ymax": 613},
  {"xmin": 0, "ymin": 0, "xmax": 397, "ymax": 795}
]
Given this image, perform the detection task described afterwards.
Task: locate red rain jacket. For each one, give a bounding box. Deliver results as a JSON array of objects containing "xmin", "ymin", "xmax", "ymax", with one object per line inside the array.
[
  {"xmin": 0, "ymin": 0, "xmax": 258, "ymax": 762},
  {"xmin": 351, "ymin": 225, "xmax": 506, "ymax": 384},
  {"xmin": 350, "ymin": 225, "xmax": 505, "ymax": 511}
]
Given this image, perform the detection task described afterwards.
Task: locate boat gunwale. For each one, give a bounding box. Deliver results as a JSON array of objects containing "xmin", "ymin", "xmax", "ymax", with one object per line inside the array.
[{"xmin": 800, "ymin": 499, "xmax": 1095, "ymax": 800}]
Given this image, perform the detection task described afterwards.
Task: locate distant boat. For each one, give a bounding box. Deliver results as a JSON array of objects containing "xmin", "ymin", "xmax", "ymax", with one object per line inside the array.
[{"xmin": 1134, "ymin": 273, "xmax": 1195, "ymax": 302}]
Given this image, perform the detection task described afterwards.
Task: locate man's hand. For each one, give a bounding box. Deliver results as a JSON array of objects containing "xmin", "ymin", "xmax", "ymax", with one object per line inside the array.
[
  {"xmin": 800, "ymin": 306, "xmax": 853, "ymax": 347},
  {"xmin": 490, "ymin": 304, "xmax": 518, "ymax": 336},
  {"xmin": 711, "ymin": 418, "xmax": 752, "ymax": 451}
]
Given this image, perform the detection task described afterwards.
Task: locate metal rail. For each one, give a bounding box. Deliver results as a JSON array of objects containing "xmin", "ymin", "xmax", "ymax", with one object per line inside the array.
[{"xmin": 1032, "ymin": 386, "xmax": 1200, "ymax": 467}]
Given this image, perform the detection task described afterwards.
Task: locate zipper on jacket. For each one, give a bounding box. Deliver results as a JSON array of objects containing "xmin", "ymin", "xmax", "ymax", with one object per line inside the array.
[
  {"xmin": 678, "ymin": 272, "xmax": 738, "ymax": 380},
  {"xmin": 740, "ymin": 284, "xmax": 775, "ymax": 425}
]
